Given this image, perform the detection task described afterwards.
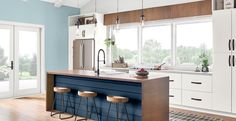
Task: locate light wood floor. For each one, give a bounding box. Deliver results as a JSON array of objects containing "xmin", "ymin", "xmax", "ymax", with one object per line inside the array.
[{"xmin": 0, "ymin": 95, "xmax": 235, "ymax": 121}]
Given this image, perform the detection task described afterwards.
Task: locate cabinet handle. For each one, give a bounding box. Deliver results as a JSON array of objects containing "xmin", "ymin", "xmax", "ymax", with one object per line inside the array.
[
  {"xmin": 229, "ymin": 39, "xmax": 232, "ymax": 51},
  {"xmin": 233, "ymin": 55, "xmax": 235, "ymax": 67},
  {"xmin": 233, "ymin": 39, "xmax": 235, "ymax": 51},
  {"xmin": 229, "ymin": 55, "xmax": 232, "ymax": 67},
  {"xmin": 169, "ymin": 95, "xmax": 174, "ymax": 97},
  {"xmin": 191, "ymin": 82, "xmax": 202, "ymax": 85},
  {"xmin": 10, "ymin": 61, "xmax": 14, "ymax": 70},
  {"xmin": 169, "ymin": 80, "xmax": 174, "ymax": 82},
  {"xmin": 191, "ymin": 98, "xmax": 202, "ymax": 101}
]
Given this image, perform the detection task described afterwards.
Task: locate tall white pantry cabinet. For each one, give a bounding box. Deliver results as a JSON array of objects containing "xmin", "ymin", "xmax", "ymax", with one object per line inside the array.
[{"xmin": 213, "ymin": 9, "xmax": 236, "ymax": 113}]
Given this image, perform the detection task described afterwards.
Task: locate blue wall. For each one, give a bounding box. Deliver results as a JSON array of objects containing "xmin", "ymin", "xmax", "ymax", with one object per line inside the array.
[{"xmin": 0, "ymin": 0, "xmax": 80, "ymax": 71}]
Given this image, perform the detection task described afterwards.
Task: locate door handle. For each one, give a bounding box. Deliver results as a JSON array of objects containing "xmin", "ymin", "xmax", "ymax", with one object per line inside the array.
[
  {"xmin": 191, "ymin": 82, "xmax": 202, "ymax": 85},
  {"xmin": 79, "ymin": 43, "xmax": 84, "ymax": 68},
  {"xmin": 169, "ymin": 95, "xmax": 174, "ymax": 97},
  {"xmin": 229, "ymin": 39, "xmax": 232, "ymax": 51},
  {"xmin": 191, "ymin": 98, "xmax": 202, "ymax": 101},
  {"xmin": 233, "ymin": 55, "xmax": 235, "ymax": 67},
  {"xmin": 82, "ymin": 43, "xmax": 85, "ymax": 68},
  {"xmin": 169, "ymin": 80, "xmax": 174, "ymax": 82},
  {"xmin": 10, "ymin": 61, "xmax": 14, "ymax": 70},
  {"xmin": 229, "ymin": 55, "xmax": 232, "ymax": 67},
  {"xmin": 233, "ymin": 39, "xmax": 235, "ymax": 51}
]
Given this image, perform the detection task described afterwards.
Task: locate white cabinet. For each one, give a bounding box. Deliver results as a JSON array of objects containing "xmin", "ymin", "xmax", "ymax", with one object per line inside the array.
[
  {"xmin": 182, "ymin": 74, "xmax": 212, "ymax": 92},
  {"xmin": 213, "ymin": 53, "xmax": 232, "ymax": 112},
  {"xmin": 213, "ymin": 9, "xmax": 236, "ymax": 113},
  {"xmin": 169, "ymin": 89, "xmax": 182, "ymax": 105},
  {"xmin": 157, "ymin": 72, "xmax": 182, "ymax": 89},
  {"xmin": 182, "ymin": 90, "xmax": 212, "ymax": 110},
  {"xmin": 213, "ymin": 9, "xmax": 232, "ymax": 53},
  {"xmin": 76, "ymin": 24, "xmax": 96, "ymax": 39},
  {"xmin": 233, "ymin": 51, "xmax": 236, "ymax": 113}
]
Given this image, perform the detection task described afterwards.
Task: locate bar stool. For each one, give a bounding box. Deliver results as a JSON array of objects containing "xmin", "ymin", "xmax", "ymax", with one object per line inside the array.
[
  {"xmin": 106, "ymin": 96, "xmax": 130, "ymax": 121},
  {"xmin": 51, "ymin": 87, "xmax": 74, "ymax": 120},
  {"xmin": 75, "ymin": 91, "xmax": 99, "ymax": 121}
]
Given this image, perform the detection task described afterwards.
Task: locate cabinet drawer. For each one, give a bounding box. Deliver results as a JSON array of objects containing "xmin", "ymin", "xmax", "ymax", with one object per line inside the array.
[
  {"xmin": 182, "ymin": 91, "xmax": 212, "ymax": 109},
  {"xmin": 156, "ymin": 72, "xmax": 181, "ymax": 89},
  {"xmin": 182, "ymin": 74, "xmax": 212, "ymax": 92},
  {"xmin": 169, "ymin": 89, "xmax": 181, "ymax": 105}
]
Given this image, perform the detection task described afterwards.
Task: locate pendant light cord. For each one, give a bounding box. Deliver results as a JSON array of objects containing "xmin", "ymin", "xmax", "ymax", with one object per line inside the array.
[
  {"xmin": 116, "ymin": 0, "xmax": 119, "ymax": 21},
  {"xmin": 141, "ymin": 0, "xmax": 144, "ymax": 18}
]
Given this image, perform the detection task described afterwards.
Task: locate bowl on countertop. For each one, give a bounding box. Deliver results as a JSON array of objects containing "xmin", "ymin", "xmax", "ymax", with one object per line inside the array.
[{"xmin": 136, "ymin": 71, "xmax": 149, "ymax": 77}]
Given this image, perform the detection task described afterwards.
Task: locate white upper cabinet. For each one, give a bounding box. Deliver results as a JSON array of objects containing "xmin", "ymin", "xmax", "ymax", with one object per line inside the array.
[
  {"xmin": 232, "ymin": 9, "xmax": 236, "ymax": 53},
  {"xmin": 213, "ymin": 9, "xmax": 232, "ymax": 53}
]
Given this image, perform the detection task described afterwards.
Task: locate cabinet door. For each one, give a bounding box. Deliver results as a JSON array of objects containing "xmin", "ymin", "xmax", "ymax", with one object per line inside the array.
[
  {"xmin": 232, "ymin": 52, "xmax": 236, "ymax": 113},
  {"xmin": 213, "ymin": 10, "xmax": 232, "ymax": 53},
  {"xmin": 232, "ymin": 9, "xmax": 236, "ymax": 53},
  {"xmin": 212, "ymin": 53, "xmax": 232, "ymax": 112},
  {"xmin": 232, "ymin": 9, "xmax": 236, "ymax": 113}
]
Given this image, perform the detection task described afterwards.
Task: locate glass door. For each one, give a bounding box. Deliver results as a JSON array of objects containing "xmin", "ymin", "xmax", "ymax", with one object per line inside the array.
[
  {"xmin": 0, "ymin": 25, "xmax": 14, "ymax": 98},
  {"xmin": 14, "ymin": 26, "xmax": 41, "ymax": 96}
]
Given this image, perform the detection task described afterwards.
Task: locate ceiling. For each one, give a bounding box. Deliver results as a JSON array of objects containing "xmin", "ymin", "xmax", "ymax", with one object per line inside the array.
[{"xmin": 40, "ymin": 0, "xmax": 90, "ymax": 8}]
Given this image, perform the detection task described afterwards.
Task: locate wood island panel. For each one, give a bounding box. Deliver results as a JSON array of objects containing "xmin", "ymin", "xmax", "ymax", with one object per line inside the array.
[{"xmin": 46, "ymin": 70, "xmax": 169, "ymax": 121}]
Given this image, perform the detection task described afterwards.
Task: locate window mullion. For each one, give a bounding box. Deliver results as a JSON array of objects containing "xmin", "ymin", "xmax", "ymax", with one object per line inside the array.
[{"xmin": 172, "ymin": 22, "xmax": 177, "ymax": 66}]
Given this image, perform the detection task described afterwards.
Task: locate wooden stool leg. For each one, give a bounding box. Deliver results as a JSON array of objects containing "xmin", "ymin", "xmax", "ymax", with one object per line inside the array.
[
  {"xmin": 106, "ymin": 102, "xmax": 112, "ymax": 121},
  {"xmin": 124, "ymin": 104, "xmax": 130, "ymax": 121}
]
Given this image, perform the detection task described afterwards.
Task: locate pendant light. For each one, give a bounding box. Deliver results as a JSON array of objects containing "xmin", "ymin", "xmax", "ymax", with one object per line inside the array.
[
  {"xmin": 94, "ymin": 0, "xmax": 97, "ymax": 25},
  {"xmin": 140, "ymin": 0, "xmax": 145, "ymax": 26},
  {"xmin": 116, "ymin": 0, "xmax": 120, "ymax": 30}
]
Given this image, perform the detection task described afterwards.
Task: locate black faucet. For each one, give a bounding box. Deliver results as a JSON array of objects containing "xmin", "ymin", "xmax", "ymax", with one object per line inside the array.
[{"xmin": 96, "ymin": 49, "xmax": 105, "ymax": 75}]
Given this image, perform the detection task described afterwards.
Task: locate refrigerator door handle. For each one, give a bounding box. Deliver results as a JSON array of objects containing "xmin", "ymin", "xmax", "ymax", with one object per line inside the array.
[
  {"xmin": 80, "ymin": 43, "xmax": 84, "ymax": 69},
  {"xmin": 82, "ymin": 43, "xmax": 85, "ymax": 69},
  {"xmin": 229, "ymin": 39, "xmax": 232, "ymax": 51},
  {"xmin": 229, "ymin": 55, "xmax": 232, "ymax": 67}
]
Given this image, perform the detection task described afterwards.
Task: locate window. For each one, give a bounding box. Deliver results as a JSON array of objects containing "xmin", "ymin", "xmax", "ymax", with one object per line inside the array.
[
  {"xmin": 176, "ymin": 21, "xmax": 213, "ymax": 66},
  {"xmin": 109, "ymin": 18, "xmax": 213, "ymax": 69},
  {"xmin": 142, "ymin": 25, "xmax": 171, "ymax": 65},
  {"xmin": 112, "ymin": 27, "xmax": 138, "ymax": 66}
]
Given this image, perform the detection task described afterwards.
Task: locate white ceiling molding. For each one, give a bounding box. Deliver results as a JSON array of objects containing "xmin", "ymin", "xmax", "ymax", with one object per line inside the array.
[{"xmin": 40, "ymin": 0, "xmax": 91, "ymax": 8}]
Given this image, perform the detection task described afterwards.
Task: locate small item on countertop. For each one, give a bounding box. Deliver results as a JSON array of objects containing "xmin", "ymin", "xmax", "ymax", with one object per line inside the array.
[
  {"xmin": 136, "ymin": 68, "xmax": 149, "ymax": 77},
  {"xmin": 195, "ymin": 66, "xmax": 201, "ymax": 72},
  {"xmin": 154, "ymin": 63, "xmax": 166, "ymax": 70},
  {"xmin": 112, "ymin": 56, "xmax": 128, "ymax": 68}
]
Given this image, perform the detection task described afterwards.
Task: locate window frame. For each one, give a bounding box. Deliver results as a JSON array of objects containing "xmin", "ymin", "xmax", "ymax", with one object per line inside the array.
[{"xmin": 108, "ymin": 16, "xmax": 212, "ymax": 70}]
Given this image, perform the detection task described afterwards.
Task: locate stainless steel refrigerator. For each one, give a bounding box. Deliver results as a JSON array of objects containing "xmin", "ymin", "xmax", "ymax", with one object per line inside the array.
[{"xmin": 73, "ymin": 39, "xmax": 95, "ymax": 70}]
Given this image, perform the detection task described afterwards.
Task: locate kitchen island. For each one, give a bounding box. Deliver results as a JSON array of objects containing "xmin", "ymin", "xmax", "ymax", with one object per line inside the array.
[{"xmin": 46, "ymin": 70, "xmax": 169, "ymax": 121}]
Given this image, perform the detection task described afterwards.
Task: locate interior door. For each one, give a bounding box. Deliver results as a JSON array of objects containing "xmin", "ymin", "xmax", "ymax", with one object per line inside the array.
[
  {"xmin": 213, "ymin": 10, "xmax": 232, "ymax": 53},
  {"xmin": 0, "ymin": 25, "xmax": 14, "ymax": 98},
  {"xmin": 212, "ymin": 53, "xmax": 232, "ymax": 112},
  {"xmin": 14, "ymin": 26, "xmax": 41, "ymax": 96}
]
